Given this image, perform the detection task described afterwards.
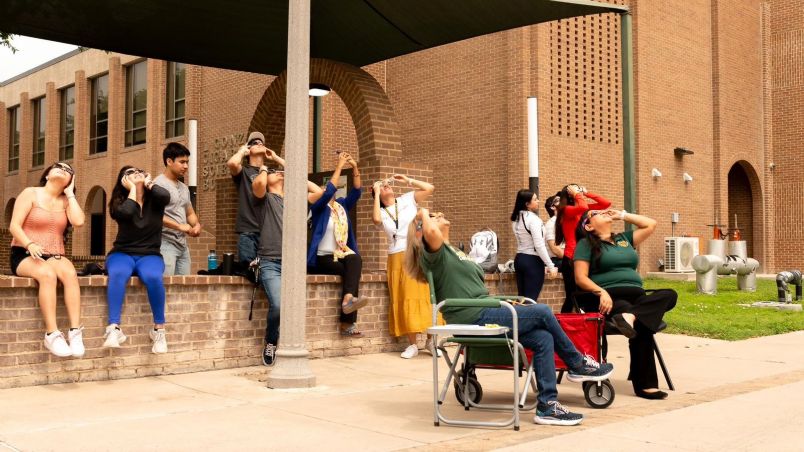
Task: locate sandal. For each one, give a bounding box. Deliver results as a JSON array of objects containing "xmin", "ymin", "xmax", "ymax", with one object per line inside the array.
[
  {"xmin": 340, "ymin": 324, "xmax": 364, "ymax": 338},
  {"xmin": 341, "ymin": 295, "xmax": 368, "ymax": 315}
]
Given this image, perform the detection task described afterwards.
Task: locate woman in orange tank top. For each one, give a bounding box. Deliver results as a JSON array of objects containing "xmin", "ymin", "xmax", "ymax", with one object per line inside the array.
[{"xmin": 9, "ymin": 162, "xmax": 86, "ymax": 358}]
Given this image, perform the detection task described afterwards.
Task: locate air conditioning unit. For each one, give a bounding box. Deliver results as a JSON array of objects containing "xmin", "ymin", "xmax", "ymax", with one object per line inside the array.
[{"xmin": 664, "ymin": 237, "xmax": 699, "ymax": 273}]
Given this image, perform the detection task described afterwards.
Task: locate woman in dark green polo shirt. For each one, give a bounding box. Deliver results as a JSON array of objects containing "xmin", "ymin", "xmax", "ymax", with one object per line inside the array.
[{"xmin": 574, "ymin": 209, "xmax": 677, "ymax": 400}]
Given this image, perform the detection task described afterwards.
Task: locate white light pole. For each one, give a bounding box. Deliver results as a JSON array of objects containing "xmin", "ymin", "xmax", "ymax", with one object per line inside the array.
[
  {"xmin": 187, "ymin": 119, "xmax": 198, "ymax": 207},
  {"xmin": 527, "ymin": 97, "xmax": 539, "ymax": 197}
]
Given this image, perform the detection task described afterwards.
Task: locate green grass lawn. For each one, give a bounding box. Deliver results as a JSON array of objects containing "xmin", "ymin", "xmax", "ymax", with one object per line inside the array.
[{"xmin": 643, "ymin": 277, "xmax": 804, "ymax": 341}]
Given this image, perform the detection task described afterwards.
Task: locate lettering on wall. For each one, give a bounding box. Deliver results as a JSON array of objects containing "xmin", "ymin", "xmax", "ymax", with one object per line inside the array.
[{"xmin": 201, "ymin": 133, "xmax": 247, "ymax": 191}]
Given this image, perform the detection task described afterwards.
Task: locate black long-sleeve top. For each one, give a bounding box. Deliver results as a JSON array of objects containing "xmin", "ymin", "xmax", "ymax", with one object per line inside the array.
[{"xmin": 109, "ymin": 185, "xmax": 171, "ymax": 256}]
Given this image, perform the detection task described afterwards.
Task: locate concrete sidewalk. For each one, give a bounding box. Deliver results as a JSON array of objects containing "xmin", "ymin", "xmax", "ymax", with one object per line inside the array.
[{"xmin": 2, "ymin": 331, "xmax": 804, "ymax": 452}]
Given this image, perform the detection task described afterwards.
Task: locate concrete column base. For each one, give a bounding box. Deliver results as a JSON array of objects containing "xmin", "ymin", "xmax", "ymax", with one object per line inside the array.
[{"xmin": 266, "ymin": 352, "xmax": 317, "ymax": 388}]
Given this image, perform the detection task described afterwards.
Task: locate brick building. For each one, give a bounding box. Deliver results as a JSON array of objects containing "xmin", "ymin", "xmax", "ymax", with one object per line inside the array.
[{"xmin": 0, "ymin": 0, "xmax": 800, "ymax": 275}]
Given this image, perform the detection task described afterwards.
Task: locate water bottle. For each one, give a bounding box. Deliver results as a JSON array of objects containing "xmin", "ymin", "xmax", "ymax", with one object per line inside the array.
[{"xmin": 207, "ymin": 249, "xmax": 218, "ymax": 271}]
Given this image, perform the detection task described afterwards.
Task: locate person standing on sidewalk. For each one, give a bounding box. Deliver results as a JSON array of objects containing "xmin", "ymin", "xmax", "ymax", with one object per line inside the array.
[
  {"xmin": 510, "ymin": 189, "xmax": 558, "ymax": 301},
  {"xmin": 253, "ymin": 148, "xmax": 324, "ymax": 366},
  {"xmin": 227, "ymin": 131, "xmax": 267, "ymax": 264},
  {"xmin": 371, "ymin": 173, "xmax": 442, "ymax": 359},
  {"xmin": 154, "ymin": 143, "xmax": 201, "ymax": 275}
]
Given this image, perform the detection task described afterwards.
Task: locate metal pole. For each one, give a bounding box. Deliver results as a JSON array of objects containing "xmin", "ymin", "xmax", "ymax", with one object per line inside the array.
[
  {"xmin": 527, "ymin": 97, "xmax": 539, "ymax": 198},
  {"xmin": 266, "ymin": 0, "xmax": 316, "ymax": 388},
  {"xmin": 187, "ymin": 119, "xmax": 198, "ymax": 209},
  {"xmin": 313, "ymin": 96, "xmax": 322, "ymax": 173},
  {"xmin": 620, "ymin": 12, "xmax": 636, "ymax": 227}
]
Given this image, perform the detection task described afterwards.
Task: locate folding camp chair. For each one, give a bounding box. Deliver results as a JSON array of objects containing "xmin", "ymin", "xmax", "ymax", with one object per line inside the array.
[{"xmin": 426, "ymin": 273, "xmax": 538, "ymax": 430}]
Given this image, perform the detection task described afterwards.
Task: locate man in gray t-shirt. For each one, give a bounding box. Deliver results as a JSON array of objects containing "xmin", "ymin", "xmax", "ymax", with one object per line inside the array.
[
  {"xmin": 252, "ymin": 148, "xmax": 324, "ymax": 366},
  {"xmin": 155, "ymin": 143, "xmax": 202, "ymax": 275},
  {"xmin": 227, "ymin": 132, "xmax": 268, "ymax": 264}
]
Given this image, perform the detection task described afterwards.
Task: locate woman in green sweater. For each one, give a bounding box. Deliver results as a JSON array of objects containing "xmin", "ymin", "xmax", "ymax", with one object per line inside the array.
[{"xmin": 574, "ymin": 209, "xmax": 677, "ymax": 400}]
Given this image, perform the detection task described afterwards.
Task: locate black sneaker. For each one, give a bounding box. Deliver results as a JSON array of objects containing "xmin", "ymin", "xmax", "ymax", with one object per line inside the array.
[
  {"xmin": 262, "ymin": 343, "xmax": 277, "ymax": 367},
  {"xmin": 534, "ymin": 401, "xmax": 583, "ymax": 426},
  {"xmin": 567, "ymin": 354, "xmax": 614, "ymax": 382}
]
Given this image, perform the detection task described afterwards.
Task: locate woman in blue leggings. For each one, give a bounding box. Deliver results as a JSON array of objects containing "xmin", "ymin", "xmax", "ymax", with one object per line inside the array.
[{"xmin": 103, "ymin": 166, "xmax": 171, "ymax": 354}]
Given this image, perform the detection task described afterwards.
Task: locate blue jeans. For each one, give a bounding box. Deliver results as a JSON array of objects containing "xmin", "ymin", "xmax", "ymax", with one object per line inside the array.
[
  {"xmin": 238, "ymin": 232, "xmax": 260, "ymax": 264},
  {"xmin": 475, "ymin": 303, "xmax": 583, "ymax": 406},
  {"xmin": 161, "ymin": 241, "xmax": 191, "ymax": 276},
  {"xmin": 259, "ymin": 258, "xmax": 282, "ymax": 345},
  {"xmin": 106, "ymin": 253, "xmax": 166, "ymax": 325}
]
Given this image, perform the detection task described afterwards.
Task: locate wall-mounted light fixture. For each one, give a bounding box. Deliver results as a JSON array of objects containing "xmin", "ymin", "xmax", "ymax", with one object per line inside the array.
[
  {"xmin": 651, "ymin": 168, "xmax": 662, "ymax": 178},
  {"xmin": 309, "ymin": 83, "xmax": 331, "ymax": 97},
  {"xmin": 683, "ymin": 172, "xmax": 693, "ymax": 183},
  {"xmin": 674, "ymin": 147, "xmax": 694, "ymax": 157}
]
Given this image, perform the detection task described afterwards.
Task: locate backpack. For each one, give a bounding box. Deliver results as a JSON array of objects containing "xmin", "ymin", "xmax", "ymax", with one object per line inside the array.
[{"xmin": 468, "ymin": 228, "xmax": 499, "ymax": 273}]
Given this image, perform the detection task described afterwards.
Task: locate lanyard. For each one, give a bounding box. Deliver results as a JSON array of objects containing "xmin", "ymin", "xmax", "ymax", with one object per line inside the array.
[{"xmin": 383, "ymin": 199, "xmax": 399, "ymax": 243}]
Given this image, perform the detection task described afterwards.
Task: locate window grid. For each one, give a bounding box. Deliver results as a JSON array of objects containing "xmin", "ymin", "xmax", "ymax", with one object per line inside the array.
[
  {"xmin": 125, "ymin": 61, "xmax": 147, "ymax": 147},
  {"xmin": 8, "ymin": 106, "xmax": 20, "ymax": 172},
  {"xmin": 59, "ymin": 86, "xmax": 75, "ymax": 161},
  {"xmin": 165, "ymin": 62, "xmax": 186, "ymax": 139},
  {"xmin": 32, "ymin": 97, "xmax": 46, "ymax": 167},
  {"xmin": 90, "ymin": 74, "xmax": 109, "ymax": 154}
]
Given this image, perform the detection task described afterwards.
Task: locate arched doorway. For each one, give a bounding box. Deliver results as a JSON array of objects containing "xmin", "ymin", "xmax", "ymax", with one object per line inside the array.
[
  {"xmin": 727, "ymin": 161, "xmax": 762, "ymax": 260},
  {"xmin": 86, "ymin": 187, "xmax": 107, "ymax": 256}
]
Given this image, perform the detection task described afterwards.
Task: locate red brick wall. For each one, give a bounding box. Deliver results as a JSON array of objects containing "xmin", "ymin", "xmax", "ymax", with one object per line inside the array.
[
  {"xmin": 0, "ymin": 273, "xmax": 562, "ymax": 388},
  {"xmin": 770, "ymin": 0, "xmax": 804, "ymax": 271}
]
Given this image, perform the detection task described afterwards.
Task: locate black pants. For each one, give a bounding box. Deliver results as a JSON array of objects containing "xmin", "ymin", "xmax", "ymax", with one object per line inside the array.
[
  {"xmin": 576, "ymin": 287, "xmax": 677, "ymax": 391},
  {"xmin": 559, "ymin": 256, "xmax": 577, "ymax": 313},
  {"xmin": 514, "ymin": 253, "xmax": 546, "ymax": 301},
  {"xmin": 314, "ymin": 253, "xmax": 362, "ymax": 324}
]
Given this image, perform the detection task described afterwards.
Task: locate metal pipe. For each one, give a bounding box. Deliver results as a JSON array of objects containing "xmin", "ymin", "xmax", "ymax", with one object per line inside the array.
[
  {"xmin": 313, "ymin": 96, "xmax": 322, "ymax": 173},
  {"xmin": 187, "ymin": 119, "xmax": 198, "ymax": 209},
  {"xmin": 620, "ymin": 12, "xmax": 637, "ymax": 225}
]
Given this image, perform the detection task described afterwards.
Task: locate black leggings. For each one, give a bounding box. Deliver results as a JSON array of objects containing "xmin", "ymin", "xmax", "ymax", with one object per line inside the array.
[
  {"xmin": 576, "ymin": 287, "xmax": 677, "ymax": 391},
  {"xmin": 514, "ymin": 253, "xmax": 546, "ymax": 301},
  {"xmin": 314, "ymin": 253, "xmax": 362, "ymax": 324},
  {"xmin": 559, "ymin": 256, "xmax": 577, "ymax": 313}
]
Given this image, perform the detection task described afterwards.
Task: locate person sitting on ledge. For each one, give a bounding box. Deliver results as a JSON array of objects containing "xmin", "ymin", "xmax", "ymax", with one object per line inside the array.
[
  {"xmin": 405, "ymin": 207, "xmax": 614, "ymax": 426},
  {"xmin": 9, "ymin": 162, "xmax": 85, "ymax": 358},
  {"xmin": 103, "ymin": 166, "xmax": 171, "ymax": 354},
  {"xmin": 308, "ymin": 151, "xmax": 366, "ymax": 338}
]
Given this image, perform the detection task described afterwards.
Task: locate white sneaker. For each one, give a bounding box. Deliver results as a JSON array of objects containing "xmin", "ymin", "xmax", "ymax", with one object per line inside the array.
[
  {"xmin": 103, "ymin": 324, "xmax": 127, "ymax": 348},
  {"xmin": 150, "ymin": 329, "xmax": 168, "ymax": 354},
  {"xmin": 44, "ymin": 331, "xmax": 72, "ymax": 357},
  {"xmin": 423, "ymin": 339, "xmax": 443, "ymax": 358},
  {"xmin": 401, "ymin": 344, "xmax": 419, "ymax": 359},
  {"xmin": 68, "ymin": 327, "xmax": 85, "ymax": 357}
]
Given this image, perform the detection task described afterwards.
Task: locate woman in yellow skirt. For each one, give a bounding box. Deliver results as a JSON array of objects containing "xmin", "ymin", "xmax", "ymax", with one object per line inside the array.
[{"xmin": 372, "ymin": 174, "xmax": 442, "ymax": 358}]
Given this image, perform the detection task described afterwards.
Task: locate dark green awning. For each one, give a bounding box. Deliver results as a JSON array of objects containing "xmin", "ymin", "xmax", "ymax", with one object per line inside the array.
[{"xmin": 0, "ymin": 0, "xmax": 626, "ymax": 75}]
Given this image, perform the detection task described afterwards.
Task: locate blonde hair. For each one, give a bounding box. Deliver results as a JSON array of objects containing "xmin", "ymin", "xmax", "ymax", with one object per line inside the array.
[{"xmin": 404, "ymin": 220, "xmax": 427, "ymax": 283}]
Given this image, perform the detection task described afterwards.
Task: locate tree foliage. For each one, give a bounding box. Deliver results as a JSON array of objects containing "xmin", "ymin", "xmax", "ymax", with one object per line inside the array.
[{"xmin": 1, "ymin": 31, "xmax": 17, "ymax": 53}]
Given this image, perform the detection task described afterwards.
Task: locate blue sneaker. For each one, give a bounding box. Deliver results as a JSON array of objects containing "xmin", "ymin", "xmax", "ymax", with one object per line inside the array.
[
  {"xmin": 567, "ymin": 354, "xmax": 614, "ymax": 382},
  {"xmin": 535, "ymin": 401, "xmax": 584, "ymax": 426}
]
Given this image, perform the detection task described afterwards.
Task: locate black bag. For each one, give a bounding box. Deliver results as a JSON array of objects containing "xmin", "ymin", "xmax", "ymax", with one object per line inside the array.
[{"xmin": 77, "ymin": 262, "xmax": 106, "ymax": 276}]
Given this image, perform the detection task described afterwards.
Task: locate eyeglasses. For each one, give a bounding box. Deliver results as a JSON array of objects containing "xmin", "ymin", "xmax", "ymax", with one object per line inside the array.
[
  {"xmin": 123, "ymin": 168, "xmax": 145, "ymax": 177},
  {"xmin": 248, "ymin": 140, "xmax": 263, "ymax": 147},
  {"xmin": 265, "ymin": 168, "xmax": 284, "ymax": 175},
  {"xmin": 551, "ymin": 197, "xmax": 560, "ymax": 206},
  {"xmin": 53, "ymin": 162, "xmax": 74, "ymax": 175}
]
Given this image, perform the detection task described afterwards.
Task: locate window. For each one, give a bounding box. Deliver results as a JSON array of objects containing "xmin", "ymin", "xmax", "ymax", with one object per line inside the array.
[
  {"xmin": 165, "ymin": 62, "xmax": 185, "ymax": 139},
  {"xmin": 59, "ymin": 86, "xmax": 75, "ymax": 161},
  {"xmin": 125, "ymin": 61, "xmax": 147, "ymax": 147},
  {"xmin": 32, "ymin": 97, "xmax": 46, "ymax": 167},
  {"xmin": 90, "ymin": 74, "xmax": 109, "ymax": 154},
  {"xmin": 7, "ymin": 106, "xmax": 19, "ymax": 172}
]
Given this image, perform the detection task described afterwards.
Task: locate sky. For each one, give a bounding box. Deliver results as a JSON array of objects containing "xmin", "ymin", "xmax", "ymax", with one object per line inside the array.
[{"xmin": 0, "ymin": 36, "xmax": 78, "ymax": 83}]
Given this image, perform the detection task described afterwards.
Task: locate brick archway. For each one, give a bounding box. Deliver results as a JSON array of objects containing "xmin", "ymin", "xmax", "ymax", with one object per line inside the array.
[
  {"xmin": 727, "ymin": 160, "xmax": 763, "ymax": 262},
  {"xmin": 247, "ymin": 59, "xmax": 430, "ymax": 272},
  {"xmin": 249, "ymin": 59, "xmax": 402, "ymax": 164}
]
